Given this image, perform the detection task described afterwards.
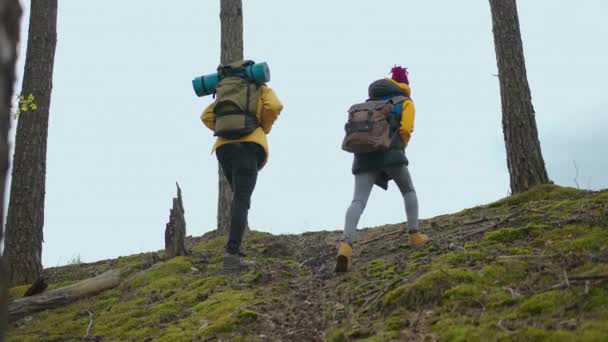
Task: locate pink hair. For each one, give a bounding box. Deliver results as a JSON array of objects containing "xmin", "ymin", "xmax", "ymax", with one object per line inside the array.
[{"xmin": 390, "ymin": 65, "xmax": 409, "ymax": 84}]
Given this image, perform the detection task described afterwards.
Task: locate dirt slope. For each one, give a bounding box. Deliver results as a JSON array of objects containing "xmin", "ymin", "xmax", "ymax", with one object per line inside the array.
[{"xmin": 7, "ymin": 185, "xmax": 608, "ymax": 341}]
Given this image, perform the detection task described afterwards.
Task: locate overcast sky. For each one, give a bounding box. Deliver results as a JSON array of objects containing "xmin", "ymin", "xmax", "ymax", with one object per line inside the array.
[{"xmin": 5, "ymin": 1, "xmax": 607, "ymax": 267}]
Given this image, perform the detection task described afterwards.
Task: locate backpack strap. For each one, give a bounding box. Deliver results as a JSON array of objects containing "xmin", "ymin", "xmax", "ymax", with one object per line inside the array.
[
  {"xmin": 218, "ymin": 60, "xmax": 255, "ymax": 79},
  {"xmin": 389, "ymin": 95, "xmax": 410, "ymax": 105},
  {"xmin": 389, "ymin": 95, "xmax": 411, "ymax": 116}
]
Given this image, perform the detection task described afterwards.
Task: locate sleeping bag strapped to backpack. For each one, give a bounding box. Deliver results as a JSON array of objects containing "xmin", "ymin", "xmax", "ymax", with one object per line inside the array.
[
  {"xmin": 213, "ymin": 60, "xmax": 261, "ymax": 139},
  {"xmin": 341, "ymin": 95, "xmax": 408, "ymax": 153}
]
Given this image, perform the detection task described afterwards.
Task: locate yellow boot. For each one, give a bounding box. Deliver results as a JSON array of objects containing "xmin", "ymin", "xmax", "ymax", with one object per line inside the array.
[
  {"xmin": 335, "ymin": 242, "xmax": 353, "ymax": 273},
  {"xmin": 409, "ymin": 231, "xmax": 430, "ymax": 247}
]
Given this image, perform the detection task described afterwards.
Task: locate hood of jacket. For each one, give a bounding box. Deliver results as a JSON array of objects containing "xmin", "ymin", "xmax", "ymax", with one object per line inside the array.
[{"xmin": 368, "ymin": 78, "xmax": 411, "ymax": 99}]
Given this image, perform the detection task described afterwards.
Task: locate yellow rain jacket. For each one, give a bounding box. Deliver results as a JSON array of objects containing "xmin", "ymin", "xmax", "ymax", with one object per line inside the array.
[
  {"xmin": 385, "ymin": 78, "xmax": 415, "ymax": 146},
  {"xmin": 201, "ymin": 85, "xmax": 283, "ymax": 168}
]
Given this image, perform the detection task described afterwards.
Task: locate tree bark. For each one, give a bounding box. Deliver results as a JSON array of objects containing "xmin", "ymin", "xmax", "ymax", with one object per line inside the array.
[
  {"xmin": 489, "ymin": 0, "xmax": 550, "ymax": 194},
  {"xmin": 3, "ymin": 0, "xmax": 57, "ymax": 287},
  {"xmin": 216, "ymin": 0, "xmax": 244, "ymax": 234},
  {"xmin": 165, "ymin": 183, "xmax": 187, "ymax": 258},
  {"xmin": 0, "ymin": 0, "xmax": 22, "ymax": 339}
]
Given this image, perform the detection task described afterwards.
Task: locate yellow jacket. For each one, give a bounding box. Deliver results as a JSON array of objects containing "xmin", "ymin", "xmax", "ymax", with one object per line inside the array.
[
  {"xmin": 201, "ymin": 85, "xmax": 283, "ymax": 168},
  {"xmin": 386, "ymin": 78, "xmax": 415, "ymax": 146}
]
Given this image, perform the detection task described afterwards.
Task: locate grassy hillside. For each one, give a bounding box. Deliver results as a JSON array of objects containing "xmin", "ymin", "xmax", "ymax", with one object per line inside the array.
[{"xmin": 7, "ymin": 185, "xmax": 608, "ymax": 341}]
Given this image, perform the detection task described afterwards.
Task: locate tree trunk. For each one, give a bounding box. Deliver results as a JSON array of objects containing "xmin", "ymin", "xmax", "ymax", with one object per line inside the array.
[
  {"xmin": 0, "ymin": 0, "xmax": 22, "ymax": 339},
  {"xmin": 489, "ymin": 0, "xmax": 549, "ymax": 194},
  {"xmin": 217, "ymin": 0, "xmax": 243, "ymax": 234},
  {"xmin": 217, "ymin": 167, "xmax": 232, "ymax": 235},
  {"xmin": 3, "ymin": 0, "xmax": 58, "ymax": 286},
  {"xmin": 165, "ymin": 183, "xmax": 187, "ymax": 258}
]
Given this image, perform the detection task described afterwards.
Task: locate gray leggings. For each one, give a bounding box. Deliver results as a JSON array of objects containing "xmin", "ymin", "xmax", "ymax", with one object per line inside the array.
[{"xmin": 343, "ymin": 165, "xmax": 419, "ymax": 244}]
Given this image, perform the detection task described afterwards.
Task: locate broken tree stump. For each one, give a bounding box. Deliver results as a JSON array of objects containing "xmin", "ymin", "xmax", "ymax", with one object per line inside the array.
[
  {"xmin": 165, "ymin": 182, "xmax": 187, "ymax": 259},
  {"xmin": 23, "ymin": 277, "xmax": 48, "ymax": 297}
]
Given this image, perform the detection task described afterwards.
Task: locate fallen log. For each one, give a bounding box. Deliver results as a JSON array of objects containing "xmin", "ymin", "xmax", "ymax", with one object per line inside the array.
[{"xmin": 8, "ymin": 269, "xmax": 121, "ymax": 322}]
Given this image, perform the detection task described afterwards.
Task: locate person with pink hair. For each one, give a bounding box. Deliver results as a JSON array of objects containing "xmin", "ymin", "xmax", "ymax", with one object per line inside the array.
[{"xmin": 336, "ymin": 66, "xmax": 430, "ymax": 272}]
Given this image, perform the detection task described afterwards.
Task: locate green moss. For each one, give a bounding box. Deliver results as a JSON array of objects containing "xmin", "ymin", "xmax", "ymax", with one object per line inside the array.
[
  {"xmin": 10, "ymin": 303, "xmax": 94, "ymax": 341},
  {"xmin": 191, "ymin": 235, "xmax": 224, "ymax": 254},
  {"xmin": 433, "ymin": 318, "xmax": 505, "ymax": 342},
  {"xmin": 511, "ymin": 328, "xmax": 577, "ymax": 342},
  {"xmin": 408, "ymin": 245, "xmax": 436, "ymax": 259},
  {"xmin": 235, "ymin": 308, "xmax": 258, "ymax": 322},
  {"xmin": 128, "ymin": 256, "xmax": 192, "ymax": 289},
  {"xmin": 384, "ymin": 268, "xmax": 476, "ymax": 308},
  {"xmin": 487, "ymin": 289, "xmax": 518, "ymax": 308},
  {"xmin": 524, "ymin": 213, "xmax": 550, "ymax": 224},
  {"xmin": 508, "ymin": 246, "xmax": 535, "ymax": 255},
  {"xmin": 516, "ymin": 290, "xmax": 575, "ymax": 318},
  {"xmin": 578, "ymin": 191, "xmax": 608, "ymax": 206},
  {"xmin": 573, "ymin": 263, "xmax": 608, "ymax": 275},
  {"xmin": 480, "ymin": 259, "xmax": 527, "ymax": 285},
  {"xmin": 8, "ymin": 284, "xmax": 29, "ymax": 300},
  {"xmin": 358, "ymin": 331, "xmax": 400, "ymax": 341},
  {"xmin": 584, "ymin": 287, "xmax": 608, "ymax": 311},
  {"xmin": 436, "ymin": 323, "xmax": 477, "ymax": 342},
  {"xmin": 404, "ymin": 262, "xmax": 424, "ymax": 275},
  {"xmin": 487, "ymin": 184, "xmax": 582, "ymax": 208},
  {"xmin": 114, "ymin": 253, "xmax": 149, "ymax": 269},
  {"xmin": 327, "ymin": 327, "xmax": 347, "ymax": 342},
  {"xmin": 483, "ymin": 224, "xmax": 546, "ymax": 243},
  {"xmin": 444, "ymin": 284, "xmax": 486, "ymax": 308},
  {"xmin": 138, "ymin": 276, "xmax": 180, "ymax": 297},
  {"xmin": 91, "ymin": 288, "xmax": 121, "ymax": 310},
  {"xmin": 367, "ymin": 258, "xmax": 396, "ymax": 279},
  {"xmin": 434, "ymin": 251, "xmax": 489, "ymax": 267},
  {"xmin": 577, "ymin": 321, "xmax": 608, "ymax": 340},
  {"xmin": 384, "ymin": 310, "xmax": 412, "ymax": 331},
  {"xmin": 193, "ymin": 290, "xmax": 255, "ymax": 337},
  {"xmin": 244, "ymin": 230, "xmax": 273, "ymax": 242},
  {"xmin": 189, "ymin": 275, "xmax": 229, "ymax": 292},
  {"xmin": 547, "ymin": 225, "xmax": 608, "ymax": 253}
]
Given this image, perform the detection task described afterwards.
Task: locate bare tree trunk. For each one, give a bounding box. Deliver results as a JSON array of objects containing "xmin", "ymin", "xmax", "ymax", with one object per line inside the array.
[
  {"xmin": 0, "ymin": 0, "xmax": 22, "ymax": 338},
  {"xmin": 4, "ymin": 0, "xmax": 57, "ymax": 286},
  {"xmin": 489, "ymin": 0, "xmax": 549, "ymax": 194},
  {"xmin": 217, "ymin": 167, "xmax": 232, "ymax": 235},
  {"xmin": 165, "ymin": 183, "xmax": 187, "ymax": 258},
  {"xmin": 217, "ymin": 0, "xmax": 243, "ymax": 234}
]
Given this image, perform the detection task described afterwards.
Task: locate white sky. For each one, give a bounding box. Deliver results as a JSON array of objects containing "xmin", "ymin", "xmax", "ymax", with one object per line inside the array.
[{"xmin": 5, "ymin": 1, "xmax": 607, "ymax": 267}]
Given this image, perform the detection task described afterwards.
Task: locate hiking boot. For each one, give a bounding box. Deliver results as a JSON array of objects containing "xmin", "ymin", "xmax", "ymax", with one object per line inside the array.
[
  {"xmin": 408, "ymin": 231, "xmax": 430, "ymax": 247},
  {"xmin": 223, "ymin": 252, "xmax": 255, "ymax": 274},
  {"xmin": 335, "ymin": 242, "xmax": 353, "ymax": 273}
]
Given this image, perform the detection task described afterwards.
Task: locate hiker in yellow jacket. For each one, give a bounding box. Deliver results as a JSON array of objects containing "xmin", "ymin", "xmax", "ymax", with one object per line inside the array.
[
  {"xmin": 336, "ymin": 66, "xmax": 430, "ymax": 272},
  {"xmin": 202, "ymin": 63, "xmax": 283, "ymax": 273}
]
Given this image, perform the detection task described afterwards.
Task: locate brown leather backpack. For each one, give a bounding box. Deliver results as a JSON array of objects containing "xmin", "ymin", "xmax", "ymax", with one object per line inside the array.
[{"xmin": 342, "ymin": 96, "xmax": 408, "ymax": 153}]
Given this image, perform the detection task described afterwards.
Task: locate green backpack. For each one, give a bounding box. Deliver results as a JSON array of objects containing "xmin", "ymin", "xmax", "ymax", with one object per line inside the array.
[{"xmin": 213, "ymin": 60, "xmax": 261, "ymax": 139}]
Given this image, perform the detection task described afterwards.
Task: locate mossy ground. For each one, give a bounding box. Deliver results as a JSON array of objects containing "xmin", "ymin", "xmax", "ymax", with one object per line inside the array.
[{"xmin": 8, "ymin": 185, "xmax": 608, "ymax": 341}]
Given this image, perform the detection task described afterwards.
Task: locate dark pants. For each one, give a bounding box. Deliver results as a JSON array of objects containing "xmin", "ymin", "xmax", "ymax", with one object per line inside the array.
[{"xmin": 216, "ymin": 142, "xmax": 263, "ymax": 254}]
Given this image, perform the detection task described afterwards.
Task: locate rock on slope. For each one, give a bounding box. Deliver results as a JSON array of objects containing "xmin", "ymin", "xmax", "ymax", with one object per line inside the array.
[{"xmin": 7, "ymin": 185, "xmax": 608, "ymax": 341}]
